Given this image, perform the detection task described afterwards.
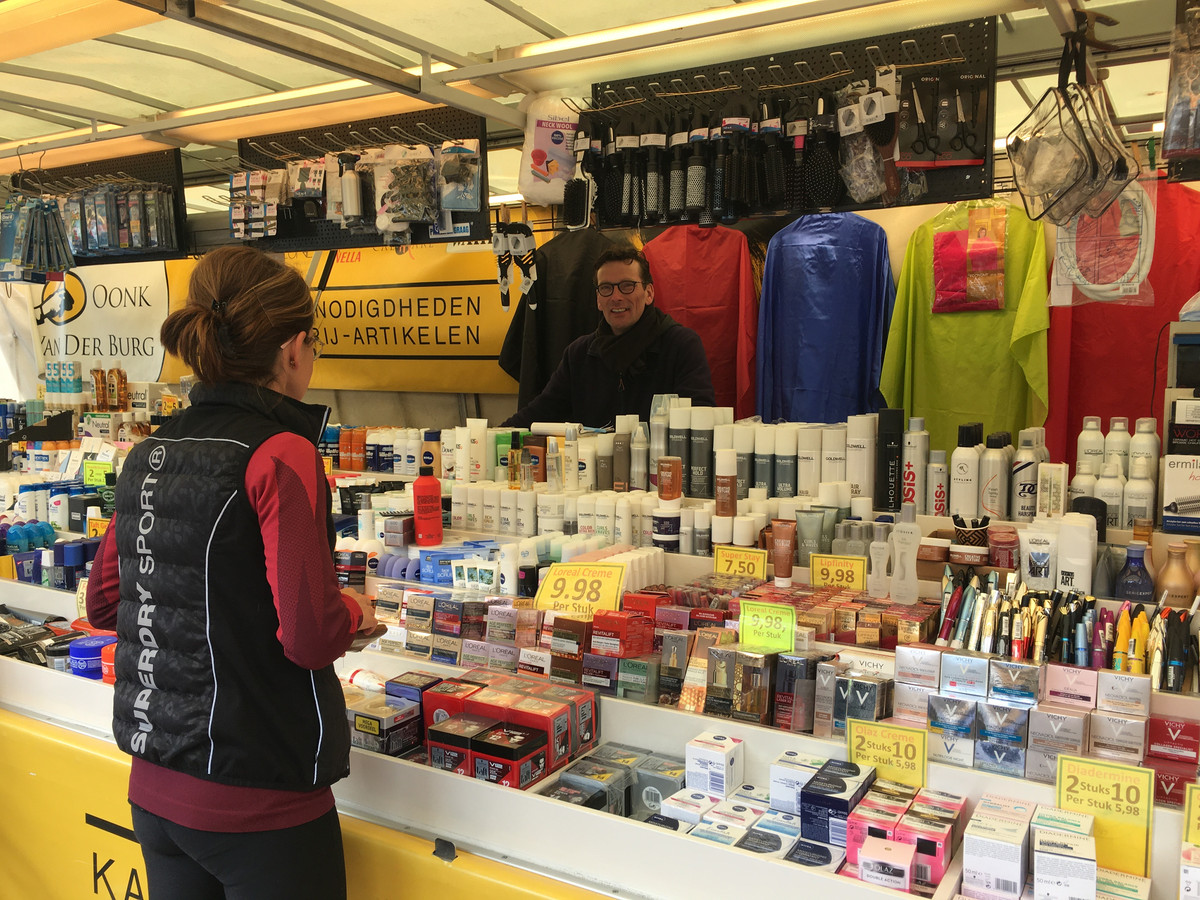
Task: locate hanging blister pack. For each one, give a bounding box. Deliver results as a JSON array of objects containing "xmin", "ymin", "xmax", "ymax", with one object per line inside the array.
[
  {"xmin": 288, "ymin": 159, "xmax": 325, "ymax": 199},
  {"xmin": 375, "ymin": 144, "xmax": 437, "ymax": 227},
  {"xmin": 439, "ymin": 139, "xmax": 481, "ymax": 212},
  {"xmin": 1164, "ymin": 12, "xmax": 1200, "ymax": 159},
  {"xmin": 508, "ymin": 222, "xmax": 537, "ymax": 297}
]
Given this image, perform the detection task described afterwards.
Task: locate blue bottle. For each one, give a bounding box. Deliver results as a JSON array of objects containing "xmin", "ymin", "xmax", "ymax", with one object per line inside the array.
[{"xmin": 1115, "ymin": 540, "xmax": 1155, "ymax": 605}]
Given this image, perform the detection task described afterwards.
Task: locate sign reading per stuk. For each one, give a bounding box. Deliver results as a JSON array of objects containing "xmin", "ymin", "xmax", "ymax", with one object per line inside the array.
[{"xmin": 534, "ymin": 563, "xmax": 625, "ymax": 621}]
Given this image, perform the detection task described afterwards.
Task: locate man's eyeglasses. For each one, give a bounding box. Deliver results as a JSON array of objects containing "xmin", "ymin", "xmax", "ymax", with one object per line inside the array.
[
  {"xmin": 596, "ymin": 280, "xmax": 647, "ymax": 297},
  {"xmin": 308, "ymin": 328, "xmax": 326, "ymax": 359}
]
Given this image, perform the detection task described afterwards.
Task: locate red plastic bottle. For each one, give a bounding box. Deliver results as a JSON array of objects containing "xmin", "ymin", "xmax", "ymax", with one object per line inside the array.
[{"xmin": 413, "ymin": 465, "xmax": 444, "ymax": 546}]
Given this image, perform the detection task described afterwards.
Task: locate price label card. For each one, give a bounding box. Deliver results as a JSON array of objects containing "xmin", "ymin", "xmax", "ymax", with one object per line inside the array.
[
  {"xmin": 1056, "ymin": 755, "xmax": 1153, "ymax": 877},
  {"xmin": 534, "ymin": 562, "xmax": 625, "ymax": 621},
  {"xmin": 809, "ymin": 553, "xmax": 867, "ymax": 591},
  {"xmin": 1185, "ymin": 783, "xmax": 1200, "ymax": 845},
  {"xmin": 739, "ymin": 600, "xmax": 796, "ymax": 653},
  {"xmin": 81, "ymin": 459, "xmax": 113, "ymax": 487},
  {"xmin": 86, "ymin": 516, "xmax": 111, "ymax": 538},
  {"xmin": 713, "ymin": 545, "xmax": 768, "ymax": 580},
  {"xmin": 846, "ymin": 719, "xmax": 927, "ymax": 789}
]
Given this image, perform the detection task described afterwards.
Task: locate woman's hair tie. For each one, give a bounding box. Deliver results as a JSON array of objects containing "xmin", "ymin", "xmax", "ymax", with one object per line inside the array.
[{"xmin": 211, "ymin": 297, "xmax": 226, "ymax": 314}]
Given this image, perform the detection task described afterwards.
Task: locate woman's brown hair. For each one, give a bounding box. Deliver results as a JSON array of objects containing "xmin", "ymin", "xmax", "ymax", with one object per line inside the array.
[{"xmin": 160, "ymin": 246, "xmax": 314, "ymax": 385}]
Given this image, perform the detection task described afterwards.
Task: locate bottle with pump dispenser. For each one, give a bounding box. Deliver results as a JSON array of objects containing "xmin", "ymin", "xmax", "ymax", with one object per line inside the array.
[
  {"xmin": 1010, "ymin": 431, "xmax": 1039, "ymax": 522},
  {"xmin": 1093, "ymin": 461, "xmax": 1125, "ymax": 530},
  {"xmin": 1077, "ymin": 416, "xmax": 1106, "ymax": 473},
  {"xmin": 890, "ymin": 503, "xmax": 921, "ymax": 604},
  {"xmin": 902, "ymin": 417, "xmax": 929, "ymax": 514},
  {"xmin": 1121, "ymin": 458, "xmax": 1156, "ymax": 528},
  {"xmin": 926, "ymin": 450, "xmax": 949, "ymax": 517},
  {"xmin": 978, "ymin": 433, "xmax": 1009, "ymax": 520},
  {"xmin": 867, "ymin": 522, "xmax": 891, "ymax": 599},
  {"xmin": 1106, "ymin": 417, "xmax": 1131, "ymax": 477},
  {"xmin": 950, "ymin": 424, "xmax": 980, "ymax": 519}
]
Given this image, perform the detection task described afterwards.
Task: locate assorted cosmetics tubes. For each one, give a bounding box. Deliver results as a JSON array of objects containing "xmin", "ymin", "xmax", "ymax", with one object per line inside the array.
[
  {"xmin": 0, "ymin": 604, "xmax": 117, "ymax": 678},
  {"xmin": 897, "ymin": 641, "xmax": 1200, "ymax": 814}
]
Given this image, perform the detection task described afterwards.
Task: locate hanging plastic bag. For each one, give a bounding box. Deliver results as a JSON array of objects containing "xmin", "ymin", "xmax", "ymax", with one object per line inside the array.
[
  {"xmin": 1049, "ymin": 177, "xmax": 1156, "ymax": 307},
  {"xmin": 375, "ymin": 144, "xmax": 437, "ymax": 228},
  {"xmin": 932, "ymin": 204, "xmax": 1007, "ymax": 313},
  {"xmin": 517, "ymin": 93, "xmax": 579, "ymax": 205},
  {"xmin": 1164, "ymin": 14, "xmax": 1200, "ymax": 159},
  {"xmin": 439, "ymin": 139, "xmax": 481, "ymax": 211}
]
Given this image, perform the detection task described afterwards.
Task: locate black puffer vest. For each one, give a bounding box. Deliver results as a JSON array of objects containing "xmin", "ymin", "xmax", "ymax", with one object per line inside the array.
[{"xmin": 112, "ymin": 382, "xmax": 349, "ymax": 791}]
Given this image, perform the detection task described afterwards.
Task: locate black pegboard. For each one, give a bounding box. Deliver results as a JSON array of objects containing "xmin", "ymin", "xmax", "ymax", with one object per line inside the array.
[
  {"xmin": 238, "ymin": 106, "xmax": 490, "ymax": 250},
  {"xmin": 591, "ymin": 17, "xmax": 996, "ymax": 215},
  {"xmin": 10, "ymin": 149, "xmax": 188, "ymax": 263}
]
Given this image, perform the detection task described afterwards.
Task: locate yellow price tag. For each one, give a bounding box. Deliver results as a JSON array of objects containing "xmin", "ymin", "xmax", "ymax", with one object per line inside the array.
[
  {"xmin": 322, "ymin": 456, "xmax": 333, "ymax": 476},
  {"xmin": 1186, "ymin": 784, "xmax": 1200, "ymax": 846},
  {"xmin": 846, "ymin": 719, "xmax": 927, "ymax": 789},
  {"xmin": 713, "ymin": 545, "xmax": 768, "ymax": 580},
  {"xmin": 534, "ymin": 562, "xmax": 626, "ymax": 621},
  {"xmin": 738, "ymin": 600, "xmax": 795, "ymax": 653},
  {"xmin": 81, "ymin": 459, "xmax": 113, "ymax": 487},
  {"xmin": 86, "ymin": 516, "xmax": 110, "ymax": 537},
  {"xmin": 1056, "ymin": 755, "xmax": 1153, "ymax": 877},
  {"xmin": 809, "ymin": 553, "xmax": 867, "ymax": 590}
]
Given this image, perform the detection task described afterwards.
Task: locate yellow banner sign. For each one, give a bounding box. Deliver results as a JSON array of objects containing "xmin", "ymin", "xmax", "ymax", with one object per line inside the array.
[
  {"xmin": 713, "ymin": 545, "xmax": 768, "ymax": 580},
  {"xmin": 534, "ymin": 562, "xmax": 626, "ymax": 621},
  {"xmin": 738, "ymin": 600, "xmax": 796, "ymax": 653},
  {"xmin": 1056, "ymin": 755, "xmax": 1153, "ymax": 877},
  {"xmin": 809, "ymin": 553, "xmax": 868, "ymax": 591},
  {"xmin": 847, "ymin": 719, "xmax": 928, "ymax": 789},
  {"xmin": 1185, "ymin": 783, "xmax": 1200, "ymax": 845}
]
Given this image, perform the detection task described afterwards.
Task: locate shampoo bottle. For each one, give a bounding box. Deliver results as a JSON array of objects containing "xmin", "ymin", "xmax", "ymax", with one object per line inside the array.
[
  {"xmin": 412, "ymin": 466, "xmax": 443, "ymax": 546},
  {"xmin": 890, "ymin": 502, "xmax": 921, "ymax": 604},
  {"xmin": 845, "ymin": 414, "xmax": 876, "ymax": 500}
]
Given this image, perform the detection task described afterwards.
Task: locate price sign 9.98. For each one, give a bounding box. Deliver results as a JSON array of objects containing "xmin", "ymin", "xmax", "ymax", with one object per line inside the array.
[
  {"xmin": 808, "ymin": 553, "xmax": 867, "ymax": 591},
  {"xmin": 738, "ymin": 600, "xmax": 795, "ymax": 653},
  {"xmin": 534, "ymin": 562, "xmax": 626, "ymax": 621},
  {"xmin": 713, "ymin": 545, "xmax": 768, "ymax": 580}
]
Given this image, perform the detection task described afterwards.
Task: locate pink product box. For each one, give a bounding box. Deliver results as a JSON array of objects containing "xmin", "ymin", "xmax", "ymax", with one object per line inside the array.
[
  {"xmin": 845, "ymin": 805, "xmax": 902, "ymax": 866},
  {"xmin": 894, "ymin": 811, "xmax": 954, "ymax": 889}
]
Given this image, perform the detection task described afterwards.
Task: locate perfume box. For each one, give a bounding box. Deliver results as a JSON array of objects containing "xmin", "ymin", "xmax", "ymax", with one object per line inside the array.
[
  {"xmin": 1042, "ymin": 663, "xmax": 1098, "ymax": 709},
  {"xmin": 470, "ymin": 723, "xmax": 548, "ymax": 790}
]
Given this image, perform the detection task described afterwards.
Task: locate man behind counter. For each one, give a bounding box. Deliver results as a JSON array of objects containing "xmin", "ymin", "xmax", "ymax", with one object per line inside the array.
[{"xmin": 503, "ymin": 248, "xmax": 715, "ymax": 429}]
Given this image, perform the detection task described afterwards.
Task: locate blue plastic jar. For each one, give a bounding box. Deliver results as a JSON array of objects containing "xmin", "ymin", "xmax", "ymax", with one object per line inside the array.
[{"xmin": 69, "ymin": 635, "xmax": 118, "ymax": 679}]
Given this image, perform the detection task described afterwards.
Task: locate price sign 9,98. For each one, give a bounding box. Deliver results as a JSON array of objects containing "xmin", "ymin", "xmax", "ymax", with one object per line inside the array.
[
  {"xmin": 808, "ymin": 553, "xmax": 867, "ymax": 591},
  {"xmin": 534, "ymin": 562, "xmax": 626, "ymax": 621},
  {"xmin": 738, "ymin": 600, "xmax": 795, "ymax": 653},
  {"xmin": 713, "ymin": 545, "xmax": 768, "ymax": 580}
]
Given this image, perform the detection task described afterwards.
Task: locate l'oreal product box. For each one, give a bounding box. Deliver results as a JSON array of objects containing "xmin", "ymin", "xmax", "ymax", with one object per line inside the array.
[
  {"xmin": 405, "ymin": 628, "xmax": 433, "ymax": 659},
  {"xmin": 470, "ymin": 723, "xmax": 548, "ymax": 790},
  {"xmin": 703, "ymin": 642, "xmax": 741, "ymax": 718},
  {"xmin": 734, "ymin": 826, "xmax": 797, "ymax": 858},
  {"xmin": 813, "ymin": 659, "xmax": 847, "ymax": 739},
  {"xmin": 758, "ymin": 808, "xmax": 804, "ymax": 837},
  {"xmin": 590, "ymin": 610, "xmax": 653, "ymax": 658},
  {"xmin": 685, "ymin": 731, "xmax": 743, "ymax": 798},
  {"xmin": 549, "ymin": 651, "xmax": 584, "ymax": 685},
  {"xmin": 631, "ymin": 755, "xmax": 687, "ymax": 819},
  {"xmin": 460, "ymin": 687, "xmax": 525, "ymax": 722},
  {"xmin": 784, "ymin": 837, "xmax": 845, "ymax": 872},
  {"xmin": 1028, "ymin": 806, "xmax": 1093, "ymax": 878},
  {"xmin": 641, "ymin": 813, "xmax": 693, "ymax": 833},
  {"xmin": 858, "ymin": 835, "xmax": 917, "ymax": 893},
  {"xmin": 732, "ymin": 647, "xmax": 777, "ymax": 725},
  {"xmin": 768, "ymin": 750, "xmax": 824, "ymax": 814},
  {"xmin": 558, "ymin": 758, "xmax": 633, "ymax": 816},
  {"xmin": 427, "ymin": 713, "xmax": 499, "ymax": 775},
  {"xmin": 461, "ymin": 639, "xmax": 489, "ymax": 669},
  {"xmin": 1162, "ymin": 455, "xmax": 1200, "ymax": 533},
  {"xmin": 420, "ymin": 679, "xmax": 483, "ymax": 731},
  {"xmin": 1096, "ymin": 670, "xmax": 1152, "ymax": 717},
  {"xmin": 488, "ymin": 643, "xmax": 520, "ymax": 673},
  {"xmin": 661, "ymin": 788, "xmax": 720, "ymax": 825},
  {"xmin": 895, "ymin": 681, "xmax": 938, "ymax": 722},
  {"xmin": 1147, "ymin": 714, "xmax": 1200, "ymax": 764},
  {"xmin": 404, "ymin": 591, "xmax": 437, "ymax": 631},
  {"xmin": 616, "ymin": 655, "xmax": 660, "ymax": 704},
  {"xmin": 895, "ymin": 811, "xmax": 954, "ymax": 889},
  {"xmin": 657, "ymin": 629, "xmax": 695, "ymax": 705},
  {"xmin": 773, "ymin": 651, "xmax": 828, "ymax": 732},
  {"xmin": 517, "ymin": 647, "xmax": 552, "ymax": 679},
  {"xmin": 580, "ymin": 653, "xmax": 618, "ymax": 693},
  {"xmin": 963, "ymin": 814, "xmax": 1029, "ymax": 899},
  {"xmin": 689, "ymin": 821, "xmax": 747, "ymax": 846},
  {"xmin": 1028, "ymin": 703, "xmax": 1090, "ymax": 754},
  {"xmin": 430, "ymin": 633, "xmax": 462, "ymax": 666},
  {"xmin": 703, "ymin": 799, "xmax": 767, "ymax": 830},
  {"xmin": 1095, "ymin": 866, "xmax": 1151, "ymax": 900},
  {"xmin": 940, "ymin": 649, "xmax": 991, "ymax": 698},
  {"xmin": 550, "ymin": 616, "xmax": 591, "ymax": 657},
  {"xmin": 989, "ymin": 658, "xmax": 1043, "ymax": 705},
  {"xmin": 896, "ymin": 642, "xmax": 943, "ymax": 689},
  {"xmin": 1145, "ymin": 756, "xmax": 1197, "ymax": 808},
  {"xmin": 845, "ymin": 804, "xmax": 902, "ymax": 866},
  {"xmin": 509, "ymin": 695, "xmax": 572, "ymax": 771},
  {"xmin": 347, "ymin": 696, "xmax": 421, "ymax": 756},
  {"xmin": 1032, "ymin": 831, "xmax": 1095, "ymax": 900},
  {"xmin": 486, "ymin": 606, "xmax": 519, "ymax": 646},
  {"xmin": 927, "ymin": 693, "xmax": 978, "ymax": 767},
  {"xmin": 1087, "ymin": 710, "xmax": 1148, "ymax": 762},
  {"xmin": 1042, "ymin": 662, "xmax": 1098, "ymax": 709},
  {"xmin": 654, "ymin": 604, "xmax": 693, "ymax": 632},
  {"xmin": 800, "ymin": 771, "xmax": 872, "ymax": 847}
]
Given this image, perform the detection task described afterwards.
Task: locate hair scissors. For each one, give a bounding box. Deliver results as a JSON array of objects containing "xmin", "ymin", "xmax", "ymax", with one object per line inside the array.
[
  {"xmin": 909, "ymin": 83, "xmax": 939, "ymax": 156},
  {"xmin": 949, "ymin": 89, "xmax": 980, "ymax": 154}
]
